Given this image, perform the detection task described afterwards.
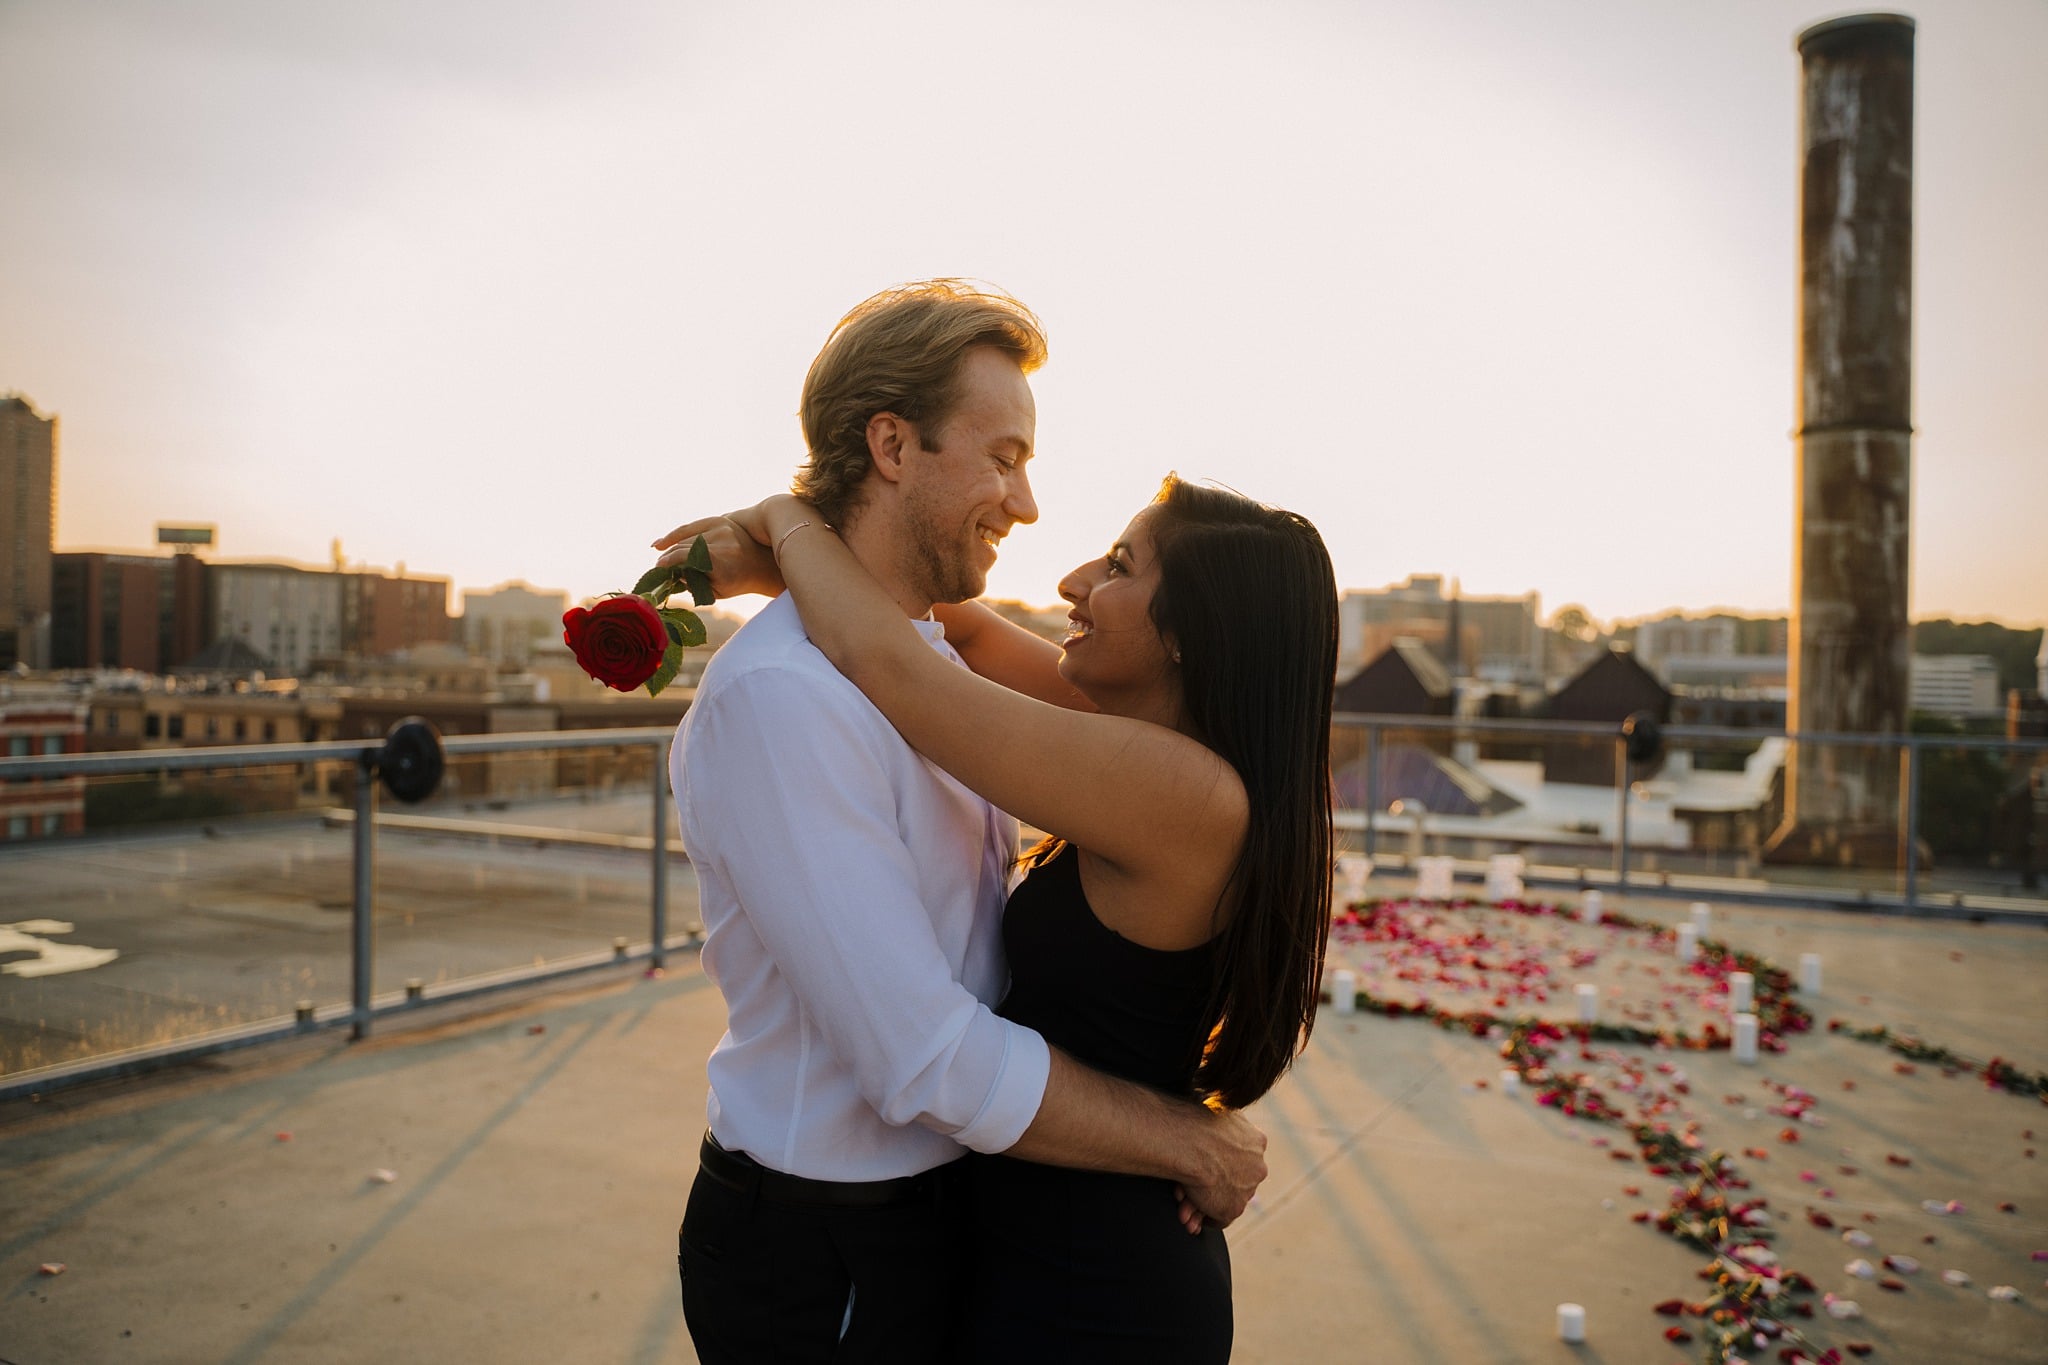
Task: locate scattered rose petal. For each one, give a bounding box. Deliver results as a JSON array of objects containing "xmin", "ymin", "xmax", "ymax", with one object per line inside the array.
[
  {"xmin": 2031, "ymin": 1251, "xmax": 2048, "ymax": 1262},
  {"xmin": 369, "ymin": 1168, "xmax": 398, "ymax": 1185},
  {"xmin": 1987, "ymin": 1285, "xmax": 2020, "ymax": 1302},
  {"xmin": 1885, "ymin": 1153, "xmax": 1912, "ymax": 1166},
  {"xmin": 1842, "ymin": 1230, "xmax": 1874, "ymax": 1248},
  {"xmin": 38, "ymin": 1263, "xmax": 65, "ymax": 1276},
  {"xmin": 1808, "ymin": 1209, "xmax": 1836, "ymax": 1229},
  {"xmin": 1942, "ymin": 1270, "xmax": 1971, "ymax": 1286},
  {"xmin": 1999, "ymin": 1202, "xmax": 2017, "ymax": 1213},
  {"xmin": 1800, "ymin": 1169, "xmax": 1819, "ymax": 1183},
  {"xmin": 1845, "ymin": 1345, "xmax": 1873, "ymax": 1358},
  {"xmin": 1846, "ymin": 1258, "xmax": 1875, "ymax": 1279},
  {"xmin": 1882, "ymin": 1255, "xmax": 1919, "ymax": 1274},
  {"xmin": 1878, "ymin": 1276, "xmax": 1906, "ymax": 1292},
  {"xmin": 1664, "ymin": 1326, "xmax": 1693, "ymax": 1343},
  {"xmin": 527, "ymin": 1024, "xmax": 546, "ymax": 1035},
  {"xmin": 1653, "ymin": 1298, "xmax": 1687, "ymax": 1317},
  {"xmin": 1824, "ymin": 1296, "xmax": 1863, "ymax": 1319},
  {"xmin": 275, "ymin": 1132, "xmax": 292, "ymax": 1142}
]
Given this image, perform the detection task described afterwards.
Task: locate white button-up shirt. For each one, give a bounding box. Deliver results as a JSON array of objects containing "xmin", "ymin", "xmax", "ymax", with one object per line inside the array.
[{"xmin": 672, "ymin": 594, "xmax": 1052, "ymax": 1181}]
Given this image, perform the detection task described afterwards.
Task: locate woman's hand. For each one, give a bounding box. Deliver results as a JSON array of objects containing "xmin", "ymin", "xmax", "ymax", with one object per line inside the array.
[{"xmin": 651, "ymin": 503, "xmax": 785, "ymax": 601}]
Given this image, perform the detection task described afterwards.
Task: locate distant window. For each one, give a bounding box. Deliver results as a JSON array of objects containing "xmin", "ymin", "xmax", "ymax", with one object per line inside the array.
[
  {"xmin": 167, "ymin": 716, "xmax": 185, "ymax": 739},
  {"xmin": 233, "ymin": 719, "xmax": 246, "ymax": 740},
  {"xmin": 7, "ymin": 737, "xmax": 26, "ymax": 758},
  {"xmin": 146, "ymin": 714, "xmax": 163, "ymax": 738},
  {"xmin": 40, "ymin": 813, "xmax": 59, "ymax": 835},
  {"xmin": 106, "ymin": 713, "xmax": 119, "ymax": 732},
  {"xmin": 205, "ymin": 717, "xmax": 219, "ymax": 739},
  {"xmin": 263, "ymin": 721, "xmax": 276, "ymax": 741},
  {"xmin": 7, "ymin": 816, "xmax": 25, "ymax": 839},
  {"xmin": 43, "ymin": 735, "xmax": 61, "ymax": 755}
]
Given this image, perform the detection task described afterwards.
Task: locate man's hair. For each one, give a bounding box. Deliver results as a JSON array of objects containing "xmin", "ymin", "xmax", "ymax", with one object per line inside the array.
[{"xmin": 793, "ymin": 280, "xmax": 1047, "ymax": 527}]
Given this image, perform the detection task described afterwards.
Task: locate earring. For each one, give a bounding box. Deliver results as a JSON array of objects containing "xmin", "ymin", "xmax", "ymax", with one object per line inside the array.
[{"xmin": 1172, "ymin": 649, "xmax": 1182, "ymax": 664}]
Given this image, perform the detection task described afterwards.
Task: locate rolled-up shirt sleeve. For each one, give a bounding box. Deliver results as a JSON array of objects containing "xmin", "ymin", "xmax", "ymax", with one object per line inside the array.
[{"xmin": 681, "ymin": 665, "xmax": 1050, "ymax": 1153}]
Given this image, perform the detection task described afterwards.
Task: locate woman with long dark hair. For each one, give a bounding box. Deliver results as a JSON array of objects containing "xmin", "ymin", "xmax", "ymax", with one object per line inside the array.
[{"xmin": 664, "ymin": 475, "xmax": 1337, "ymax": 1361}]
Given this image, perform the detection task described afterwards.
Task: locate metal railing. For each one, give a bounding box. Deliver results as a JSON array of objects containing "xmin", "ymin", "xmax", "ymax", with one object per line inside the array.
[
  {"xmin": 1334, "ymin": 712, "xmax": 2048, "ymax": 919},
  {"xmin": 0, "ymin": 728, "xmax": 684, "ymax": 1100},
  {"xmin": 5, "ymin": 714, "xmax": 2044, "ymax": 1097}
]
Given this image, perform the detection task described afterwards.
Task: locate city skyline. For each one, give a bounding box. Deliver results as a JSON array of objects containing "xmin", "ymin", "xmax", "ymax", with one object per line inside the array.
[{"xmin": 2, "ymin": 1, "xmax": 2044, "ymax": 629}]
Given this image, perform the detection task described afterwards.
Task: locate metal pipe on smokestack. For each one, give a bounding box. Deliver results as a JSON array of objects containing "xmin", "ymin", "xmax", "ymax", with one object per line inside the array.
[{"xmin": 1768, "ymin": 12, "xmax": 1916, "ymax": 866}]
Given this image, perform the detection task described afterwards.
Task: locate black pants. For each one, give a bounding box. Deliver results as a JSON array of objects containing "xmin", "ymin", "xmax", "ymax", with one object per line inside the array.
[{"xmin": 677, "ymin": 1157, "xmax": 971, "ymax": 1365}]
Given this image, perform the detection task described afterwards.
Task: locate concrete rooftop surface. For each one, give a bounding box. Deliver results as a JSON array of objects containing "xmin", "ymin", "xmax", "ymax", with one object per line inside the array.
[{"xmin": 3, "ymin": 884, "xmax": 2045, "ymax": 1365}]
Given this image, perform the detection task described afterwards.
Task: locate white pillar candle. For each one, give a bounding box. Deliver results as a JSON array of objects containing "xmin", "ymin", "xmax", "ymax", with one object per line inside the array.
[
  {"xmin": 1675, "ymin": 922, "xmax": 1698, "ymax": 963},
  {"xmin": 1799, "ymin": 952, "xmax": 1822, "ymax": 994},
  {"xmin": 1575, "ymin": 982, "xmax": 1598, "ymax": 1023},
  {"xmin": 1581, "ymin": 890, "xmax": 1604, "ymax": 924},
  {"xmin": 1332, "ymin": 969, "xmax": 1357, "ymax": 1015},
  {"xmin": 1728, "ymin": 971, "xmax": 1754, "ymax": 1012},
  {"xmin": 1690, "ymin": 902, "xmax": 1711, "ymax": 935},
  {"xmin": 1733, "ymin": 1012, "xmax": 1759, "ymax": 1064},
  {"xmin": 1498, "ymin": 1068, "xmax": 1521, "ymax": 1095},
  {"xmin": 1556, "ymin": 1303, "xmax": 1586, "ymax": 1343}
]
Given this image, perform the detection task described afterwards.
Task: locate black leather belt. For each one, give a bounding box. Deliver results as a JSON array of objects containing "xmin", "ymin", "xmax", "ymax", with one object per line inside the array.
[{"xmin": 697, "ymin": 1131, "xmax": 961, "ymax": 1210}]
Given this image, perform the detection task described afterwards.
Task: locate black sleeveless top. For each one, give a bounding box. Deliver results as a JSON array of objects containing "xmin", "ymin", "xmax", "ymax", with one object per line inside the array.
[{"xmin": 996, "ymin": 842, "xmax": 1219, "ymax": 1095}]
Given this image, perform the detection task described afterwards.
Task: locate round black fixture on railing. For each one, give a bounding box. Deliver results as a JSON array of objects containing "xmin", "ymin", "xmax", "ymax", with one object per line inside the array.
[
  {"xmin": 376, "ymin": 717, "xmax": 444, "ymax": 804},
  {"xmin": 1621, "ymin": 711, "xmax": 1663, "ymax": 767}
]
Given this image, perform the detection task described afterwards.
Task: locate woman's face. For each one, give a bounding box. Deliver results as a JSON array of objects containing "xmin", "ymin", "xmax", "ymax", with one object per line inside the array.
[{"xmin": 1055, "ymin": 504, "xmax": 1180, "ymax": 718}]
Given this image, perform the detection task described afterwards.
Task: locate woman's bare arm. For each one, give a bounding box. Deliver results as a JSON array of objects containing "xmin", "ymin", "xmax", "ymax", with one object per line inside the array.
[
  {"xmin": 930, "ymin": 601, "xmax": 1095, "ymax": 712},
  {"xmin": 755, "ymin": 498, "xmax": 1245, "ymax": 883}
]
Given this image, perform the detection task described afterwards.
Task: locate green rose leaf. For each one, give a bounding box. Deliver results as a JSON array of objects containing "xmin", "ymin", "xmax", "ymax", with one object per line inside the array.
[
  {"xmin": 644, "ymin": 642, "xmax": 684, "ymax": 697},
  {"xmin": 659, "ymin": 608, "xmax": 707, "ymax": 648},
  {"xmin": 683, "ymin": 535, "xmax": 716, "ymax": 606},
  {"xmin": 633, "ymin": 564, "xmax": 680, "ymax": 599}
]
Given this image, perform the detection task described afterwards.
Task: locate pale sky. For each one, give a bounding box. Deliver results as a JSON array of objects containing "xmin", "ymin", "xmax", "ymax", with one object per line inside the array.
[{"xmin": 2, "ymin": 0, "xmax": 2043, "ymax": 629}]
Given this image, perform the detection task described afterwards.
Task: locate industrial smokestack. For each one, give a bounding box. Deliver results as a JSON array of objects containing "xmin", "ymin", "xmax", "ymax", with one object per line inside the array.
[{"xmin": 1767, "ymin": 13, "xmax": 1916, "ymax": 865}]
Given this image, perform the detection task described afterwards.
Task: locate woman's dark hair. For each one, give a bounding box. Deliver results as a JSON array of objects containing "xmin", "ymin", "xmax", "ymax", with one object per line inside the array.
[{"xmin": 1147, "ymin": 475, "xmax": 1337, "ymax": 1109}]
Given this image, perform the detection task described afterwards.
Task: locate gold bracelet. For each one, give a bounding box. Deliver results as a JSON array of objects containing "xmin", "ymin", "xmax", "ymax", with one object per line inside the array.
[{"xmin": 772, "ymin": 520, "xmax": 814, "ymax": 561}]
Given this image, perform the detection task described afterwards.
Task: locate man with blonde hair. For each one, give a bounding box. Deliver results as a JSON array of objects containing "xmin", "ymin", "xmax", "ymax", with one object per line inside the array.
[{"xmin": 663, "ymin": 280, "xmax": 1265, "ymax": 1363}]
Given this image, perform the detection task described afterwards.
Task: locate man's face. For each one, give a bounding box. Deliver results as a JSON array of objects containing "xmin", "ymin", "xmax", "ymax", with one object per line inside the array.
[{"xmin": 898, "ymin": 346, "xmax": 1039, "ymax": 606}]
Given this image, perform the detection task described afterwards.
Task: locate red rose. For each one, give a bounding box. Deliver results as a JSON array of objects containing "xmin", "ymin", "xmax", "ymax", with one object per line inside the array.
[{"xmin": 563, "ymin": 596, "xmax": 669, "ymax": 692}]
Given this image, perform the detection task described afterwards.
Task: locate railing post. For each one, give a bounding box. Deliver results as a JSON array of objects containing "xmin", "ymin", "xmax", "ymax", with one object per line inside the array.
[
  {"xmin": 1614, "ymin": 737, "xmax": 1630, "ymax": 890},
  {"xmin": 1363, "ymin": 723, "xmax": 1379, "ymax": 861},
  {"xmin": 1902, "ymin": 739, "xmax": 1921, "ymax": 909},
  {"xmin": 351, "ymin": 753, "xmax": 377, "ymax": 1041},
  {"xmin": 651, "ymin": 739, "xmax": 669, "ymax": 969}
]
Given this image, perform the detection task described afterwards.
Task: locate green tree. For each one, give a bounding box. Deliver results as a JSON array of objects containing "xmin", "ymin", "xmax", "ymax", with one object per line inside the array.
[{"xmin": 1913, "ymin": 619, "xmax": 2044, "ymax": 697}]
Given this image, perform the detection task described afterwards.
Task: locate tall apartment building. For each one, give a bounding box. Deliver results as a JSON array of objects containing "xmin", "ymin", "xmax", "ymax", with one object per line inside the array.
[
  {"xmin": 462, "ymin": 581, "xmax": 568, "ymax": 666},
  {"xmin": 49, "ymin": 551, "xmax": 208, "ymax": 671},
  {"xmin": 343, "ymin": 569, "xmax": 453, "ymax": 659},
  {"xmin": 0, "ymin": 395, "xmax": 57, "ymax": 670},
  {"xmin": 1338, "ymin": 575, "xmax": 1542, "ymax": 683},
  {"xmin": 208, "ymin": 562, "xmax": 347, "ymax": 675},
  {"xmin": 207, "ymin": 561, "xmax": 454, "ymax": 675}
]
